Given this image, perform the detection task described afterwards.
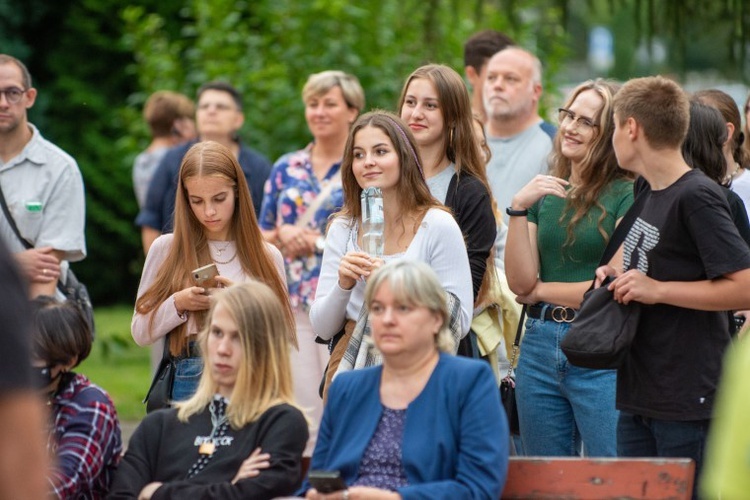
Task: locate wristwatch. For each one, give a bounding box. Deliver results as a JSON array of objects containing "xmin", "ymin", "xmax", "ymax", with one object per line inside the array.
[
  {"xmin": 315, "ymin": 236, "xmax": 326, "ymax": 253},
  {"xmin": 506, "ymin": 207, "xmax": 528, "ymax": 217}
]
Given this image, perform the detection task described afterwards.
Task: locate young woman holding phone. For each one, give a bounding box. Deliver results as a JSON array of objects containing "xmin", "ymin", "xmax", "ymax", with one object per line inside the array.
[{"xmin": 132, "ymin": 141, "xmax": 292, "ymax": 403}]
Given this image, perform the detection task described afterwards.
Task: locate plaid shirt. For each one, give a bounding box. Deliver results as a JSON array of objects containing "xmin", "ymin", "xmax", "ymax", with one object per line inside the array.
[{"xmin": 47, "ymin": 373, "xmax": 122, "ymax": 499}]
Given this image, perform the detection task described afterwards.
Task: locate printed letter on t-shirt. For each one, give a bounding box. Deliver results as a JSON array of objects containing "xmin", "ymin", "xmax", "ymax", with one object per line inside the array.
[{"xmin": 623, "ymin": 218, "xmax": 659, "ymax": 273}]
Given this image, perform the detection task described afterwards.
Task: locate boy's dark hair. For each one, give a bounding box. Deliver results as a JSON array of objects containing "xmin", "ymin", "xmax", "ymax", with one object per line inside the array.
[
  {"xmin": 463, "ymin": 30, "xmax": 515, "ymax": 73},
  {"xmin": 31, "ymin": 296, "xmax": 92, "ymax": 368},
  {"xmin": 613, "ymin": 76, "xmax": 689, "ymax": 150},
  {"xmin": 197, "ymin": 81, "xmax": 243, "ymax": 111}
]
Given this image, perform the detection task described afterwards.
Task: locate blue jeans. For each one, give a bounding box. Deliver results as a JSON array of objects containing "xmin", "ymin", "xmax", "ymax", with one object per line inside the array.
[
  {"xmin": 515, "ymin": 314, "xmax": 618, "ymax": 456},
  {"xmin": 171, "ymin": 356, "xmax": 203, "ymax": 402},
  {"xmin": 617, "ymin": 412, "xmax": 708, "ymax": 499}
]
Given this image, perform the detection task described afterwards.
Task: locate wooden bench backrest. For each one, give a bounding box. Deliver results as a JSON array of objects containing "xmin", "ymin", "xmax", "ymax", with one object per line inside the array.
[{"xmin": 501, "ymin": 457, "xmax": 695, "ymax": 499}]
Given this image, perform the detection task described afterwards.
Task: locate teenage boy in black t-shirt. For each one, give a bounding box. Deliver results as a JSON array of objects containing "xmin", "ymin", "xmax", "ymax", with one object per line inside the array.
[{"xmin": 595, "ymin": 76, "xmax": 750, "ymax": 492}]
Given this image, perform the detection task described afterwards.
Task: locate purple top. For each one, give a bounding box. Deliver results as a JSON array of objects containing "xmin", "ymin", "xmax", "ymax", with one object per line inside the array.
[{"xmin": 352, "ymin": 407, "xmax": 408, "ymax": 490}]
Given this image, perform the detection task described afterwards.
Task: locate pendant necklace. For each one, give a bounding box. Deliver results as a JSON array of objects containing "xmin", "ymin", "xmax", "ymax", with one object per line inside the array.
[
  {"xmin": 210, "ymin": 241, "xmax": 237, "ymax": 265},
  {"xmin": 188, "ymin": 397, "xmax": 230, "ymax": 478},
  {"xmin": 212, "ymin": 241, "xmax": 231, "ymax": 256}
]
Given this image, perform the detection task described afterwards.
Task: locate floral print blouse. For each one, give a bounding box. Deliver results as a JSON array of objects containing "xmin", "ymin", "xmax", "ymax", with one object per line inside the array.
[{"xmin": 259, "ymin": 144, "xmax": 344, "ymax": 311}]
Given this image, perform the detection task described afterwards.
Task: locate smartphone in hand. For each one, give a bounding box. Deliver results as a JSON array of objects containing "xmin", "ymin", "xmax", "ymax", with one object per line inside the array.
[
  {"xmin": 192, "ymin": 263, "xmax": 219, "ymax": 290},
  {"xmin": 308, "ymin": 470, "xmax": 346, "ymax": 493}
]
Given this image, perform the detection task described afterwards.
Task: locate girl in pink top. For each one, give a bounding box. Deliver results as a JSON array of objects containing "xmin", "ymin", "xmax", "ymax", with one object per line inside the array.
[{"xmin": 132, "ymin": 141, "xmax": 292, "ymax": 403}]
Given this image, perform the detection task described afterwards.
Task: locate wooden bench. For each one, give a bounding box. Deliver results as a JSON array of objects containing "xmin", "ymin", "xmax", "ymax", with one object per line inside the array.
[{"xmin": 501, "ymin": 457, "xmax": 695, "ymax": 499}]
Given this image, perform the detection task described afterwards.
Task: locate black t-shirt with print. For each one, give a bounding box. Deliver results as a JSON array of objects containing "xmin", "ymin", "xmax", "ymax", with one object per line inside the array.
[{"xmin": 618, "ymin": 171, "xmax": 750, "ymax": 420}]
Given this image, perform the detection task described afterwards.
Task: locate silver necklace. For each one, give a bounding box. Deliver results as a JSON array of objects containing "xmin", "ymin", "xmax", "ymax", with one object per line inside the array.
[
  {"xmin": 212, "ymin": 252, "xmax": 237, "ymax": 265},
  {"xmin": 212, "ymin": 241, "xmax": 231, "ymax": 255},
  {"xmin": 210, "ymin": 241, "xmax": 236, "ymax": 265}
]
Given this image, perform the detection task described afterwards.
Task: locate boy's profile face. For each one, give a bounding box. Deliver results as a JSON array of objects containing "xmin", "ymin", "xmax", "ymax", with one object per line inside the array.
[{"xmin": 611, "ymin": 112, "xmax": 634, "ymax": 172}]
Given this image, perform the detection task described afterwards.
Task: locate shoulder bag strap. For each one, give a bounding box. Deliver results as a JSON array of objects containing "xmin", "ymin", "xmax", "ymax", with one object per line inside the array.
[
  {"xmin": 598, "ymin": 185, "xmax": 648, "ymax": 267},
  {"xmin": 296, "ymin": 168, "xmax": 342, "ymax": 229},
  {"xmin": 0, "ymin": 183, "xmax": 33, "ymax": 250},
  {"xmin": 505, "ymin": 304, "xmax": 527, "ymax": 376},
  {"xmin": 0, "ymin": 182, "xmax": 68, "ymax": 296}
]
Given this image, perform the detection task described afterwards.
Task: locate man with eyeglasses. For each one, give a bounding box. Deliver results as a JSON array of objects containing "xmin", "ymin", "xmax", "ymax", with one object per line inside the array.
[
  {"xmin": 0, "ymin": 54, "xmax": 86, "ymax": 298},
  {"xmin": 482, "ymin": 46, "xmax": 556, "ymax": 269},
  {"xmin": 136, "ymin": 81, "xmax": 271, "ymax": 254}
]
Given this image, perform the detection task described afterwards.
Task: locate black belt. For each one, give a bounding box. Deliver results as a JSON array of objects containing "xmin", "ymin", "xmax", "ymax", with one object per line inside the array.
[{"xmin": 528, "ymin": 303, "xmax": 576, "ymax": 323}]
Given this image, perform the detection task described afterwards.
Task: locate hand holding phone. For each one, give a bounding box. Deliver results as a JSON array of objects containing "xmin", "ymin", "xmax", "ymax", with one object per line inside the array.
[
  {"xmin": 308, "ymin": 470, "xmax": 346, "ymax": 494},
  {"xmin": 192, "ymin": 263, "xmax": 219, "ymax": 290}
]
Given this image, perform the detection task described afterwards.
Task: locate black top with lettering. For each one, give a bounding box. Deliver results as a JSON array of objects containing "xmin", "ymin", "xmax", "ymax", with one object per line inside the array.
[{"xmin": 618, "ymin": 171, "xmax": 750, "ymax": 420}]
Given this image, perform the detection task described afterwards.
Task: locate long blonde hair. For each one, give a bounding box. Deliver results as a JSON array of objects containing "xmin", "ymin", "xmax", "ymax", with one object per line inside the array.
[
  {"xmin": 176, "ymin": 281, "xmax": 297, "ymax": 427},
  {"xmin": 135, "ymin": 141, "xmax": 295, "ymax": 354}
]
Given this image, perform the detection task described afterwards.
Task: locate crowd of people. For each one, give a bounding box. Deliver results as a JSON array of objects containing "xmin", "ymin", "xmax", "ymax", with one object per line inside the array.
[{"xmin": 2, "ymin": 27, "xmax": 750, "ymax": 498}]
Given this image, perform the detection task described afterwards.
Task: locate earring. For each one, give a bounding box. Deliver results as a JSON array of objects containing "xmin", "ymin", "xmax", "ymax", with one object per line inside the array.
[{"xmin": 449, "ymin": 128, "xmax": 454, "ymax": 148}]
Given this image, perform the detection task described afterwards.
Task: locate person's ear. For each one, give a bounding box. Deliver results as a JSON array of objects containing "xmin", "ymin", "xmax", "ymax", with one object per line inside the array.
[
  {"xmin": 232, "ymin": 112, "xmax": 245, "ymax": 133},
  {"xmin": 725, "ymin": 122, "xmax": 736, "ymax": 147},
  {"xmin": 63, "ymin": 356, "xmax": 78, "ymax": 372},
  {"xmin": 627, "ymin": 117, "xmax": 638, "ymax": 141},
  {"xmin": 531, "ymin": 81, "xmax": 543, "ymax": 103},
  {"xmin": 465, "ymin": 66, "xmax": 480, "ymax": 88},
  {"xmin": 24, "ymin": 87, "xmax": 37, "ymax": 109}
]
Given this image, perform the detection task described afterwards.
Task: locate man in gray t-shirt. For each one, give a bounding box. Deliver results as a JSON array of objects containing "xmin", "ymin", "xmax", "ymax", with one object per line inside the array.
[{"xmin": 483, "ymin": 47, "xmax": 555, "ymax": 268}]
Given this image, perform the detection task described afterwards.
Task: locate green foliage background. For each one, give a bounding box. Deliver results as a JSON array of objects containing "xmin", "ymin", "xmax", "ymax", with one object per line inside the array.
[{"xmin": 1, "ymin": 0, "xmax": 749, "ymax": 305}]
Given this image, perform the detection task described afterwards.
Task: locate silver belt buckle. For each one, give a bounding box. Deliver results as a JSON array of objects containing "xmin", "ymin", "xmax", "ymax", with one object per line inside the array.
[{"xmin": 551, "ymin": 306, "xmax": 574, "ymax": 323}]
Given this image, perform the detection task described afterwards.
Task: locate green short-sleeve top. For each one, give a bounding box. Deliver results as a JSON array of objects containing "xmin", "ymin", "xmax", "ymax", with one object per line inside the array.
[{"xmin": 527, "ymin": 178, "xmax": 634, "ymax": 283}]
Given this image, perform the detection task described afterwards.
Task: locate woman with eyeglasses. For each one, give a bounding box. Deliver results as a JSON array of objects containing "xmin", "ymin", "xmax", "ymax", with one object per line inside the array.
[{"xmin": 504, "ymin": 80, "xmax": 633, "ymax": 456}]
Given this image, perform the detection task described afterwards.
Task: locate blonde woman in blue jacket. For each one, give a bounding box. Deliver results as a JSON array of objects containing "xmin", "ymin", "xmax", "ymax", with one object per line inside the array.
[{"xmin": 303, "ymin": 260, "xmax": 508, "ymax": 500}]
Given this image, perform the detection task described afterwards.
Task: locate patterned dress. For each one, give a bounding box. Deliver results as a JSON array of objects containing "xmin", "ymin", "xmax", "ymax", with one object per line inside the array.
[{"xmin": 259, "ymin": 144, "xmax": 344, "ymax": 311}]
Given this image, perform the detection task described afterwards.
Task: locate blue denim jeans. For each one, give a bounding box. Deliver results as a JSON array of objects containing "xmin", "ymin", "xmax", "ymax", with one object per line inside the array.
[
  {"xmin": 515, "ymin": 313, "xmax": 618, "ymax": 456},
  {"xmin": 171, "ymin": 356, "xmax": 203, "ymax": 402},
  {"xmin": 617, "ymin": 412, "xmax": 708, "ymax": 499}
]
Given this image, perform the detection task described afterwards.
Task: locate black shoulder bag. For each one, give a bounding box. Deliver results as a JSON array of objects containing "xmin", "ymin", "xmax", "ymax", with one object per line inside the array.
[
  {"xmin": 143, "ymin": 336, "xmax": 175, "ymax": 412},
  {"xmin": 560, "ymin": 190, "xmax": 647, "ymax": 369},
  {"xmin": 0, "ymin": 186, "xmax": 95, "ymax": 335}
]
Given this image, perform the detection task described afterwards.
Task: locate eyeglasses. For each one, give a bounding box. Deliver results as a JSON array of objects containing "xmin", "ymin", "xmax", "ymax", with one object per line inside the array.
[
  {"xmin": 197, "ymin": 102, "xmax": 236, "ymax": 112},
  {"xmin": 558, "ymin": 108, "xmax": 599, "ymax": 133},
  {"xmin": 0, "ymin": 87, "xmax": 27, "ymax": 104}
]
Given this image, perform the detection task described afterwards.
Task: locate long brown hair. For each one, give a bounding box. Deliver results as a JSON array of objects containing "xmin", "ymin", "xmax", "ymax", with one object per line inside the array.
[
  {"xmin": 135, "ymin": 141, "xmax": 294, "ymax": 354},
  {"xmin": 338, "ymin": 111, "xmax": 441, "ymax": 225},
  {"xmin": 550, "ymin": 79, "xmax": 630, "ymax": 246},
  {"xmin": 397, "ymin": 64, "xmax": 493, "ymax": 195}
]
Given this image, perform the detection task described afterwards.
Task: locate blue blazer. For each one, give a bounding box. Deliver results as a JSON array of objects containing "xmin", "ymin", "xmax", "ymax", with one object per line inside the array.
[{"xmin": 303, "ymin": 353, "xmax": 509, "ymax": 499}]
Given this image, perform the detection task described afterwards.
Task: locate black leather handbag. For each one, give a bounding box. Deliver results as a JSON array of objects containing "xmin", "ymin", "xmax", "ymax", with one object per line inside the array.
[
  {"xmin": 143, "ymin": 338, "xmax": 175, "ymax": 413},
  {"xmin": 561, "ymin": 281, "xmax": 641, "ymax": 369},
  {"xmin": 560, "ymin": 190, "xmax": 647, "ymax": 370}
]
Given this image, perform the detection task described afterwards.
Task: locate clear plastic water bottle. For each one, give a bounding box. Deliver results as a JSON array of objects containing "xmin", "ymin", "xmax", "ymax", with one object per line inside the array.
[{"xmin": 361, "ymin": 187, "xmax": 384, "ymax": 257}]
